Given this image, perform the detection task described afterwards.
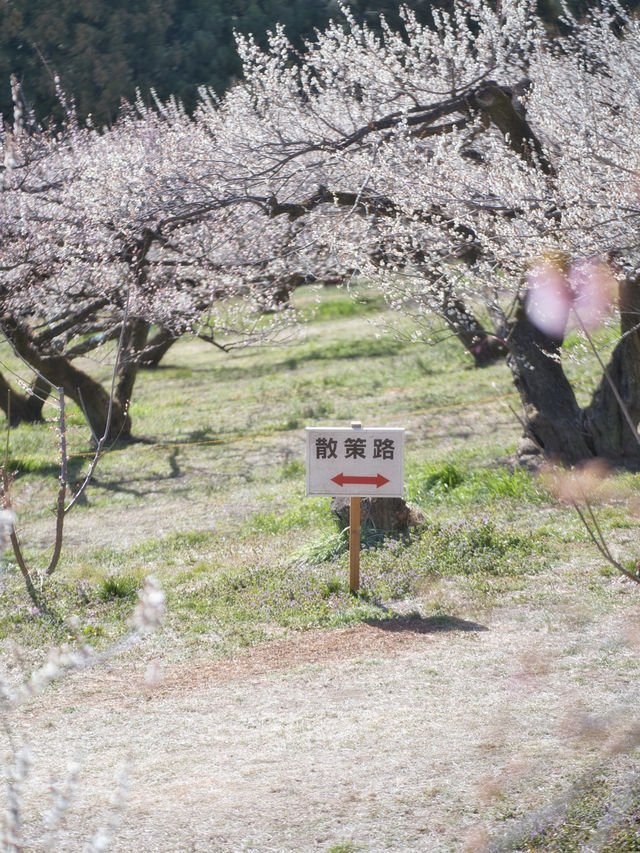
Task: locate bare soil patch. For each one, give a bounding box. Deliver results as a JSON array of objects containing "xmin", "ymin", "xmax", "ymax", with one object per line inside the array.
[{"xmin": 8, "ymin": 590, "xmax": 640, "ymax": 852}]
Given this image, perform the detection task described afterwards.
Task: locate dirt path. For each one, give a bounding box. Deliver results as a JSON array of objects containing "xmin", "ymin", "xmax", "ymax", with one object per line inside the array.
[{"xmin": 7, "ymin": 592, "xmax": 640, "ymax": 853}]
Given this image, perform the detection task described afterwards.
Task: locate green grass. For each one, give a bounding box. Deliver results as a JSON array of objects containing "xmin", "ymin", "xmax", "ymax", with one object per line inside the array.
[
  {"xmin": 0, "ymin": 511, "xmax": 547, "ymax": 652},
  {"xmin": 301, "ymin": 288, "xmax": 386, "ymax": 322},
  {"xmin": 0, "ymin": 281, "xmax": 634, "ymax": 654},
  {"xmin": 0, "ymin": 572, "xmax": 145, "ymax": 647},
  {"xmin": 97, "ymin": 574, "xmax": 140, "ymax": 601},
  {"xmin": 406, "ymin": 461, "xmax": 546, "ymax": 506},
  {"xmin": 245, "ymin": 494, "xmax": 333, "ymax": 535}
]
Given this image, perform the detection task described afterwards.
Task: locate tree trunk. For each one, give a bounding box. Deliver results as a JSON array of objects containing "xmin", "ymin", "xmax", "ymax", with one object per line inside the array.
[
  {"xmin": 441, "ymin": 293, "xmax": 507, "ymax": 367},
  {"xmin": 0, "ymin": 372, "xmax": 49, "ymax": 425},
  {"xmin": 3, "ymin": 319, "xmax": 131, "ymax": 440},
  {"xmin": 582, "ymin": 277, "xmax": 640, "ymax": 465},
  {"xmin": 371, "ymin": 244, "xmax": 507, "ymax": 367},
  {"xmin": 115, "ymin": 318, "xmax": 149, "ymax": 423},
  {"xmin": 138, "ymin": 325, "xmax": 177, "ymax": 368},
  {"xmin": 508, "ymin": 289, "xmax": 640, "ymax": 468},
  {"xmin": 506, "ymin": 305, "xmax": 594, "ymax": 465},
  {"xmin": 331, "ymin": 496, "xmax": 426, "ymax": 533}
]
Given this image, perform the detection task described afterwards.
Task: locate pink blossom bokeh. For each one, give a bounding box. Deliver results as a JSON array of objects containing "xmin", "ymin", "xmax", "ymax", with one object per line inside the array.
[{"xmin": 525, "ymin": 258, "xmax": 616, "ymax": 337}]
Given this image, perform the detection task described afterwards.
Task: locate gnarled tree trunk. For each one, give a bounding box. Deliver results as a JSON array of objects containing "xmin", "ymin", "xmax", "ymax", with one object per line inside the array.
[
  {"xmin": 0, "ymin": 372, "xmax": 49, "ymax": 425},
  {"xmin": 507, "ymin": 305, "xmax": 594, "ymax": 465},
  {"xmin": 138, "ymin": 325, "xmax": 177, "ymax": 368},
  {"xmin": 582, "ymin": 277, "xmax": 640, "ymax": 465},
  {"xmin": 331, "ymin": 496, "xmax": 426, "ymax": 533},
  {"xmin": 441, "ymin": 293, "xmax": 507, "ymax": 367},
  {"xmin": 3, "ymin": 319, "xmax": 132, "ymax": 441},
  {"xmin": 114, "ymin": 318, "xmax": 149, "ymax": 430},
  {"xmin": 508, "ymin": 284, "xmax": 640, "ymax": 468}
]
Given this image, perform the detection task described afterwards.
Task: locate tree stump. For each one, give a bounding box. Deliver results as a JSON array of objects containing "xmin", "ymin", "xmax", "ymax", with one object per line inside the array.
[{"xmin": 330, "ymin": 496, "xmax": 425, "ymax": 534}]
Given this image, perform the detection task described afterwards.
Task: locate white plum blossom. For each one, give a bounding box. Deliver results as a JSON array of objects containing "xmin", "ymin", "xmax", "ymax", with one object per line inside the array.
[{"xmin": 1, "ymin": 0, "xmax": 640, "ymax": 462}]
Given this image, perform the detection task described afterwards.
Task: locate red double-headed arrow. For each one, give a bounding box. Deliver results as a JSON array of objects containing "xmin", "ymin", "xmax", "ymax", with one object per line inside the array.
[{"xmin": 331, "ymin": 472, "xmax": 390, "ymax": 488}]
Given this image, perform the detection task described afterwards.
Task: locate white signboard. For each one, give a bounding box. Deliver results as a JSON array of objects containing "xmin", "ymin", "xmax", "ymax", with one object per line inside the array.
[{"xmin": 305, "ymin": 427, "xmax": 405, "ymax": 497}]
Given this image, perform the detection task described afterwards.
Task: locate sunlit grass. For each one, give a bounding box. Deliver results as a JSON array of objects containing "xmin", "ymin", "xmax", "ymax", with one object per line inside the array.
[
  {"xmin": 405, "ymin": 460, "xmax": 547, "ymax": 506},
  {"xmin": 0, "ymin": 283, "xmax": 636, "ymax": 655}
]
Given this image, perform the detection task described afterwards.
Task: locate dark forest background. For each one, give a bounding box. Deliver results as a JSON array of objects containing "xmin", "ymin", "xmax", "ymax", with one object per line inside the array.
[{"xmin": 0, "ymin": 0, "xmax": 637, "ymax": 125}]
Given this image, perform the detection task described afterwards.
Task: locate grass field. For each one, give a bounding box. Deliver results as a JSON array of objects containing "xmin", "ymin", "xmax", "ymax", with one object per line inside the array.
[
  {"xmin": 1, "ymin": 284, "xmax": 639, "ymax": 852},
  {"xmin": 0, "ymin": 284, "xmax": 530, "ymax": 648}
]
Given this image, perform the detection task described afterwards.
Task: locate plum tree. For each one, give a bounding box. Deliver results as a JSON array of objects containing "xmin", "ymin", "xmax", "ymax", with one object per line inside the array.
[
  {"xmin": 2, "ymin": 0, "xmax": 640, "ymax": 466},
  {"xmin": 213, "ymin": 0, "xmax": 640, "ymax": 465}
]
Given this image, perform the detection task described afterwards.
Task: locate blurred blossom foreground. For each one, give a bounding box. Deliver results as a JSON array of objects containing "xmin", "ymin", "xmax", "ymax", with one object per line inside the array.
[
  {"xmin": 0, "ymin": 509, "xmax": 15, "ymax": 555},
  {"xmin": 525, "ymin": 258, "xmax": 617, "ymax": 338}
]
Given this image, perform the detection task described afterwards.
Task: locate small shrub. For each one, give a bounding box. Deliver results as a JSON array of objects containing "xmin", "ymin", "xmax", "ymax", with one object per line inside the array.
[
  {"xmin": 302, "ymin": 399, "xmax": 334, "ymax": 419},
  {"xmin": 320, "ymin": 575, "xmax": 346, "ymax": 597},
  {"xmin": 406, "ymin": 462, "xmax": 465, "ymax": 502},
  {"xmin": 98, "ymin": 574, "xmax": 139, "ymax": 601},
  {"xmin": 407, "ymin": 462, "xmax": 544, "ymax": 507},
  {"xmin": 424, "ymin": 519, "xmax": 536, "ymax": 577},
  {"xmin": 292, "ymin": 529, "xmax": 349, "ymax": 565}
]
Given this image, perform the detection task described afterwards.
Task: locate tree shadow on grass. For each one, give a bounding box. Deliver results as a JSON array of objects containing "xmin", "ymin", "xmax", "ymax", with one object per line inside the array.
[
  {"xmin": 132, "ymin": 426, "xmax": 220, "ymax": 446},
  {"xmin": 366, "ymin": 614, "xmax": 489, "ymax": 634},
  {"xmin": 82, "ymin": 447, "xmax": 184, "ymax": 500},
  {"xmin": 151, "ymin": 336, "xmax": 411, "ymax": 382}
]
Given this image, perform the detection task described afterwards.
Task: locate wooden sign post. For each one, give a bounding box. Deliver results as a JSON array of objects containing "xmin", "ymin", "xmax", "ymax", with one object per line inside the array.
[
  {"xmin": 348, "ymin": 421, "xmax": 363, "ymax": 593},
  {"xmin": 305, "ymin": 421, "xmax": 405, "ymax": 594},
  {"xmin": 349, "ymin": 494, "xmax": 361, "ymax": 593}
]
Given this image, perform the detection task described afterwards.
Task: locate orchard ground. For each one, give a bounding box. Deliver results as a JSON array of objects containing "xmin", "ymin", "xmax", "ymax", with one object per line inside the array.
[{"xmin": 1, "ymin": 286, "xmax": 640, "ymax": 852}]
